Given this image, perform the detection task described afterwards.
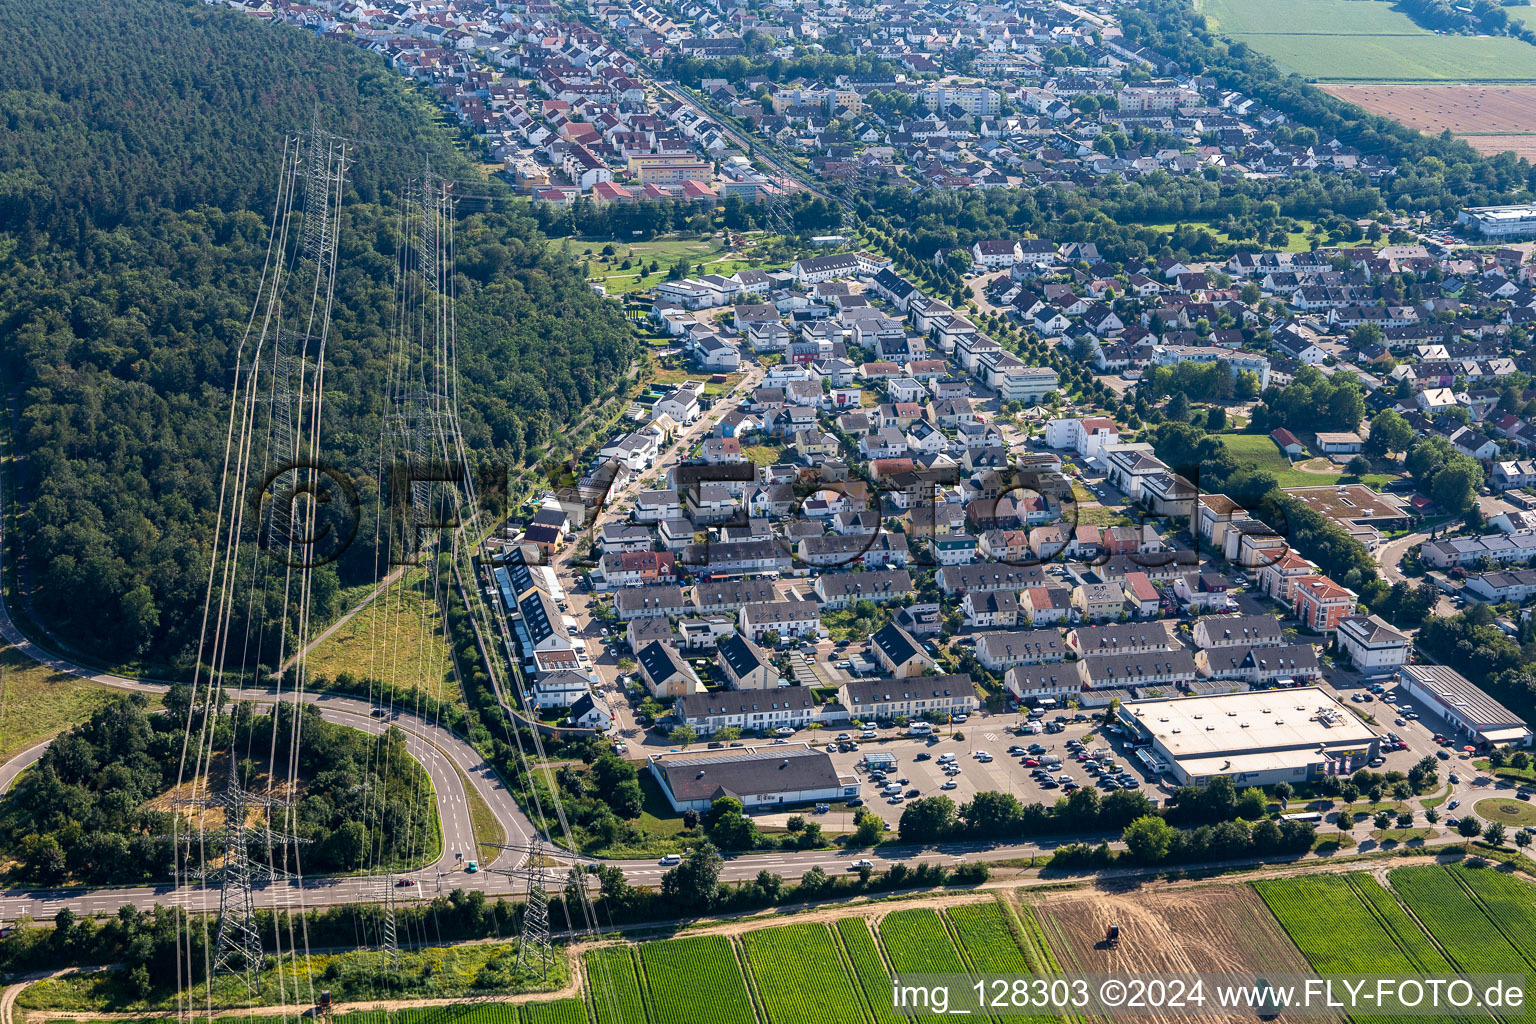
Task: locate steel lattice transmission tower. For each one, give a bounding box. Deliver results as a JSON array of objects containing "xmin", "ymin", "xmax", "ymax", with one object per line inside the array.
[
  {"xmin": 263, "ymin": 113, "xmax": 349, "ymax": 547},
  {"xmin": 485, "ymin": 838, "xmax": 557, "ymax": 978},
  {"xmin": 182, "ymin": 753, "xmax": 310, "ymax": 995}
]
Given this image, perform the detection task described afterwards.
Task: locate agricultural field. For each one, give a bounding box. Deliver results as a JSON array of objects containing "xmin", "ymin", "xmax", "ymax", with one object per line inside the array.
[
  {"xmin": 1262, "ymin": 868, "xmax": 1536, "ymax": 1020},
  {"xmin": 1036, "ymin": 884, "xmax": 1326, "ymax": 1024},
  {"xmin": 1321, "ymin": 85, "xmax": 1536, "ymax": 159},
  {"xmin": 742, "ymin": 923, "xmax": 870, "ymax": 1024},
  {"xmin": 584, "ymin": 946, "xmax": 648, "ymax": 1024},
  {"xmin": 836, "ymin": 917, "xmax": 910, "ymax": 1024},
  {"xmin": 1198, "ymin": 0, "xmax": 1536, "ymax": 81},
  {"xmin": 522, "ymin": 1000, "xmax": 590, "ymax": 1024},
  {"xmin": 879, "ymin": 909, "xmax": 972, "ymax": 1024},
  {"xmin": 638, "ymin": 935, "xmax": 756, "ymax": 1024},
  {"xmin": 1388, "ymin": 866, "xmax": 1535, "ymax": 983}
]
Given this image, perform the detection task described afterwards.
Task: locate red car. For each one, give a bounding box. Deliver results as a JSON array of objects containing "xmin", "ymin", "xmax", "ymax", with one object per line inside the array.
[
  {"xmin": 395, "ymin": 877, "xmax": 416, "ymax": 887},
  {"xmin": 1022, "ymin": 757, "xmax": 1039, "ymax": 766}
]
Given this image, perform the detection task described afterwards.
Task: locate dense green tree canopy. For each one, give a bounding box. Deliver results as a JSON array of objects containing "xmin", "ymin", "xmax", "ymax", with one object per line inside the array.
[{"xmin": 0, "ymin": 0, "xmax": 636, "ymax": 667}]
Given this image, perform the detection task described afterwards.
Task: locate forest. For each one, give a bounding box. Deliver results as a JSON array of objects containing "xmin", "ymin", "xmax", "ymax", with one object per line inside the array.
[
  {"xmin": 0, "ymin": 0, "xmax": 636, "ymax": 667},
  {"xmin": 0, "ymin": 692, "xmax": 436, "ymax": 884}
]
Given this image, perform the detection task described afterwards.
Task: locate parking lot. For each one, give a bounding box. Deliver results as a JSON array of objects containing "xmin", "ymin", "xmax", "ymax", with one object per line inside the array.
[{"xmin": 808, "ymin": 713, "xmax": 1172, "ymax": 827}]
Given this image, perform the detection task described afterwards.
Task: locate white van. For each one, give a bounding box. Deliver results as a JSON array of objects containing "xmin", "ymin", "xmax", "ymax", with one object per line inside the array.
[
  {"xmin": 658, "ymin": 853, "xmax": 682, "ymax": 866},
  {"xmin": 882, "ymin": 782, "xmax": 903, "ymax": 795}
]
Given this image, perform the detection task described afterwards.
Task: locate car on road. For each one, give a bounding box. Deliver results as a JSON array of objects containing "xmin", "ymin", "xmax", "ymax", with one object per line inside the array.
[
  {"xmin": 1437, "ymin": 749, "xmax": 1451, "ymax": 760},
  {"xmin": 1395, "ymin": 717, "xmax": 1407, "ymax": 726},
  {"xmin": 395, "ymin": 877, "xmax": 416, "ymax": 887},
  {"xmin": 1449, "ymin": 774, "xmax": 1461, "ymax": 784},
  {"xmin": 658, "ymin": 852, "xmax": 682, "ymax": 866},
  {"xmin": 914, "ymin": 752, "xmax": 931, "ymax": 761},
  {"xmin": 1448, "ymin": 798, "xmax": 1460, "ymax": 809},
  {"xmin": 1446, "ymin": 817, "xmax": 1460, "ymax": 828},
  {"xmin": 848, "ymin": 859, "xmax": 874, "ymax": 870}
]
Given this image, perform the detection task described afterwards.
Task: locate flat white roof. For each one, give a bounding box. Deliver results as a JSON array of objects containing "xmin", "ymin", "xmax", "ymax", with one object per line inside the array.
[{"xmin": 1123, "ymin": 686, "xmax": 1377, "ymax": 760}]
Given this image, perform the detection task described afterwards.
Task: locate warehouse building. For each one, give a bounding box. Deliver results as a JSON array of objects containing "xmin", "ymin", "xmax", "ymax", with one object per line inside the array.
[
  {"xmin": 647, "ymin": 744, "xmax": 860, "ymax": 812},
  {"xmin": 1397, "ymin": 665, "xmax": 1532, "ymax": 749},
  {"xmin": 1117, "ymin": 687, "xmax": 1380, "ymax": 786}
]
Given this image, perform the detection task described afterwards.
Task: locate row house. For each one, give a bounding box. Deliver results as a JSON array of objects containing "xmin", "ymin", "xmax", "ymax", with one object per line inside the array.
[
  {"xmin": 836, "ymin": 675, "xmax": 979, "ymax": 722},
  {"xmin": 738, "ymin": 600, "xmax": 823, "ymax": 642}
]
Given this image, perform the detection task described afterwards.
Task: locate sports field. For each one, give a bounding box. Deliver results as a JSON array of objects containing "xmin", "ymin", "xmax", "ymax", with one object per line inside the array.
[
  {"xmin": 1199, "ymin": 0, "xmax": 1536, "ymax": 81},
  {"xmin": 1217, "ymin": 433, "xmax": 1345, "ymax": 489}
]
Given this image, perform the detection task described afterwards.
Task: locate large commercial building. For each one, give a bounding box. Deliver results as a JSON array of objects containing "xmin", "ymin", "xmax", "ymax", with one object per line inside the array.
[
  {"xmin": 1117, "ymin": 687, "xmax": 1380, "ymax": 786},
  {"xmin": 1397, "ymin": 665, "xmax": 1532, "ymax": 749},
  {"xmin": 647, "ymin": 744, "xmax": 860, "ymax": 811},
  {"xmin": 1457, "ymin": 204, "xmax": 1536, "ymax": 239}
]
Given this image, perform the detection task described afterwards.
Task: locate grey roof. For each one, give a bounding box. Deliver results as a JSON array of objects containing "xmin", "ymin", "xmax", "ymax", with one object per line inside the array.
[
  {"xmin": 615, "ymin": 585, "xmax": 686, "ymax": 614},
  {"xmin": 1194, "ymin": 614, "xmax": 1283, "ymax": 648},
  {"xmin": 741, "ymin": 600, "xmax": 821, "ymax": 626},
  {"xmin": 692, "ymin": 579, "xmax": 779, "ymax": 611},
  {"xmin": 1071, "ymin": 622, "xmax": 1174, "ymax": 653},
  {"xmin": 815, "ymin": 569, "xmax": 913, "ymax": 599},
  {"xmin": 569, "ymin": 691, "xmax": 611, "ymax": 721},
  {"xmin": 1004, "ymin": 666, "xmax": 1077, "ymax": 691},
  {"xmin": 976, "ymin": 629, "xmax": 1064, "ymax": 664},
  {"xmin": 519, "ymin": 589, "xmax": 566, "ymax": 647},
  {"xmin": 652, "ymin": 746, "xmax": 839, "ymax": 803},
  {"xmin": 1082, "ymin": 649, "xmax": 1199, "ymax": 684},
  {"xmin": 840, "ymin": 674, "xmax": 975, "ymax": 707},
  {"xmin": 938, "ymin": 564, "xmax": 1048, "ymax": 593},
  {"xmin": 1204, "ymin": 643, "xmax": 1319, "ymax": 677},
  {"xmin": 1336, "ymin": 614, "xmax": 1409, "ymax": 647}
]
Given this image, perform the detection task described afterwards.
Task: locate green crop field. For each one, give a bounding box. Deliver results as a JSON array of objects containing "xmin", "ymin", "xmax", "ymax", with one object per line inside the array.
[
  {"xmin": 522, "ymin": 999, "xmax": 590, "ymax": 1024},
  {"xmin": 742, "ymin": 923, "xmax": 870, "ymax": 1024},
  {"xmin": 1198, "ymin": 0, "xmax": 1536, "ymax": 81},
  {"xmin": 947, "ymin": 902, "xmax": 1034, "ymax": 972},
  {"xmin": 1453, "ymin": 867, "xmax": 1536, "ymax": 967},
  {"xmin": 639, "ymin": 935, "xmax": 755, "ymax": 1024},
  {"xmin": 586, "ymin": 946, "xmax": 648, "ymax": 1024},
  {"xmin": 880, "ymin": 909, "xmax": 971, "ymax": 1024},
  {"xmin": 949, "ymin": 902, "xmax": 1056, "ymax": 1024},
  {"xmin": 1388, "ymin": 867, "xmax": 1535, "ymax": 981},
  {"xmin": 1257, "ymin": 874, "xmax": 1465, "ymax": 1024},
  {"xmin": 836, "ymin": 918, "xmax": 909, "ymax": 1024}
]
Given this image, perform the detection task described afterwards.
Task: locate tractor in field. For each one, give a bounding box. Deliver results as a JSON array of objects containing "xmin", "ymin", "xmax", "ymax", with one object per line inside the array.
[{"xmin": 1105, "ymin": 924, "xmax": 1120, "ymax": 948}]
